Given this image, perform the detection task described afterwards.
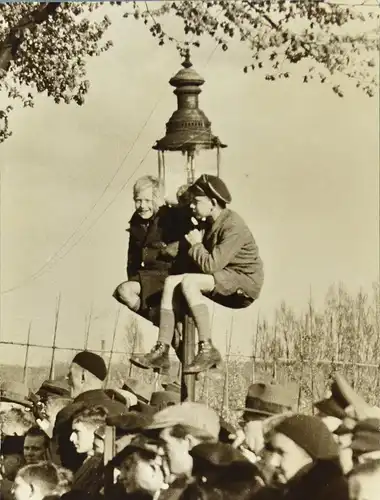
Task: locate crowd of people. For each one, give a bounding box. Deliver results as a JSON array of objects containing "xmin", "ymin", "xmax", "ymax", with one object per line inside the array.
[
  {"xmin": 1, "ymin": 174, "xmax": 378, "ymax": 500},
  {"xmin": 1, "ymin": 350, "xmax": 380, "ymax": 500}
]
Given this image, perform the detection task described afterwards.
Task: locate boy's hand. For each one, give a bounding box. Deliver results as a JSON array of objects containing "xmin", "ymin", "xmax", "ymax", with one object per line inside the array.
[{"xmin": 185, "ymin": 229, "xmax": 203, "ymax": 246}]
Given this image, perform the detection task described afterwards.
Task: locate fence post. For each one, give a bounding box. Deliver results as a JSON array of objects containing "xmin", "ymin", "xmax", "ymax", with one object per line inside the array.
[
  {"xmin": 84, "ymin": 302, "xmax": 93, "ymax": 351},
  {"xmin": 23, "ymin": 321, "xmax": 32, "ymax": 384},
  {"xmin": 106, "ymin": 307, "xmax": 120, "ymax": 385},
  {"xmin": 49, "ymin": 293, "xmax": 61, "ymax": 380}
]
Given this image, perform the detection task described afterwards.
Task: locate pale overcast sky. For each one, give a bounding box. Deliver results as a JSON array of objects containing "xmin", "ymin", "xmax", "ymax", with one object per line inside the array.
[{"xmin": 0, "ymin": 3, "xmax": 378, "ymax": 365}]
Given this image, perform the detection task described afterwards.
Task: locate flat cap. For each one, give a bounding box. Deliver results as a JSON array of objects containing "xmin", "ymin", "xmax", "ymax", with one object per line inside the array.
[
  {"xmin": 190, "ymin": 442, "xmax": 257, "ymax": 484},
  {"xmin": 106, "ymin": 411, "xmax": 153, "ymax": 437},
  {"xmin": 146, "ymin": 402, "xmax": 220, "ymax": 439},
  {"xmin": 189, "ymin": 174, "xmax": 232, "ymax": 205}
]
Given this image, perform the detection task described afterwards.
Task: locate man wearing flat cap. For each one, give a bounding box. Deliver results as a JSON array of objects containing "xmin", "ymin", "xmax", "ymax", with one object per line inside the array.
[
  {"xmin": 53, "ymin": 351, "xmax": 126, "ymax": 472},
  {"xmin": 255, "ymin": 414, "xmax": 349, "ymax": 500},
  {"xmin": 131, "ymin": 173, "xmax": 264, "ymax": 374}
]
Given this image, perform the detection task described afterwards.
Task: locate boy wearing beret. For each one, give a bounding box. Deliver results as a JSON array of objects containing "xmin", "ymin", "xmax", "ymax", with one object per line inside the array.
[{"xmin": 131, "ymin": 174, "xmax": 264, "ymax": 374}]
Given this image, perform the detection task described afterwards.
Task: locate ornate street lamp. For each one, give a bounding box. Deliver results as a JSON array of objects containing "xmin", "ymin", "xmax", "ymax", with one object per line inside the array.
[
  {"xmin": 153, "ymin": 49, "xmax": 227, "ymax": 188},
  {"xmin": 153, "ymin": 51, "xmax": 227, "ymax": 402}
]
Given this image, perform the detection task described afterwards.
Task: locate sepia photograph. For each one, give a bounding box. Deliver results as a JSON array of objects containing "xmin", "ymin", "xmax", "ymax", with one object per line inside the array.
[{"xmin": 0, "ymin": 1, "xmax": 379, "ymax": 499}]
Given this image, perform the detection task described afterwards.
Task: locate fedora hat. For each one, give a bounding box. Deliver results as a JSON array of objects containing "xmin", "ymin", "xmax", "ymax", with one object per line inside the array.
[
  {"xmin": 150, "ymin": 391, "xmax": 180, "ymax": 407},
  {"xmin": 137, "ymin": 391, "xmax": 181, "ymax": 416},
  {"xmin": 36, "ymin": 378, "xmax": 71, "ymax": 399},
  {"xmin": 161, "ymin": 380, "xmax": 181, "ymax": 394},
  {"xmin": 122, "ymin": 378, "xmax": 152, "ymax": 404},
  {"xmin": 0, "ymin": 381, "xmax": 32, "ymax": 408},
  {"xmin": 237, "ymin": 382, "xmax": 298, "ymax": 417}
]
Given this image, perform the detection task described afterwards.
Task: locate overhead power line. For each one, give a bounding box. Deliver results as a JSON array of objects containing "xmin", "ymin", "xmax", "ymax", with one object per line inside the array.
[{"xmin": 1, "ymin": 40, "xmax": 221, "ymax": 295}]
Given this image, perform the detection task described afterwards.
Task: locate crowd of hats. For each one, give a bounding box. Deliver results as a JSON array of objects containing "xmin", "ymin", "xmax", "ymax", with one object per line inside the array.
[{"xmin": 2, "ymin": 351, "xmax": 380, "ymax": 500}]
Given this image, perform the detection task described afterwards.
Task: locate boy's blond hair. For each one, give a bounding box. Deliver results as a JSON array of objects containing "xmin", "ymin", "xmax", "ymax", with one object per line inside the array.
[
  {"xmin": 16, "ymin": 462, "xmax": 72, "ymax": 497},
  {"xmin": 133, "ymin": 175, "xmax": 163, "ymax": 212}
]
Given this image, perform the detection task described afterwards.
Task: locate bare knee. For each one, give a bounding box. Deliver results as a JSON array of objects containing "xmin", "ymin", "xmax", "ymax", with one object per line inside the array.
[
  {"xmin": 113, "ymin": 281, "xmax": 140, "ymax": 307},
  {"xmin": 181, "ymin": 274, "xmax": 199, "ymax": 296},
  {"xmin": 181, "ymin": 274, "xmax": 215, "ymax": 298},
  {"xmin": 163, "ymin": 275, "xmax": 183, "ymax": 294}
]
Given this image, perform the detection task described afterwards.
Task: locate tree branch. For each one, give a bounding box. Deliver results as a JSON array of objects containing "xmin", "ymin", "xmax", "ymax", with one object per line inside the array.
[{"xmin": 0, "ymin": 2, "xmax": 61, "ymax": 71}]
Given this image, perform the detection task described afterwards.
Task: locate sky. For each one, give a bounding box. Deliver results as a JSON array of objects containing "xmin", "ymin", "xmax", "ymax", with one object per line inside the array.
[{"xmin": 0, "ymin": 2, "xmax": 379, "ymax": 367}]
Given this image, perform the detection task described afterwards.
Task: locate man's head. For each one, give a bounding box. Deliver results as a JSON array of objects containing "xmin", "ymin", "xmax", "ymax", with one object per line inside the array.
[
  {"xmin": 12, "ymin": 462, "xmax": 64, "ymax": 500},
  {"xmin": 189, "ymin": 174, "xmax": 231, "ymax": 220},
  {"xmin": 116, "ymin": 436, "xmax": 165, "ymax": 495},
  {"xmin": 349, "ymin": 460, "xmax": 380, "ymax": 500},
  {"xmin": 263, "ymin": 414, "xmax": 338, "ymax": 484},
  {"xmin": 67, "ymin": 351, "xmax": 107, "ymax": 398},
  {"xmin": 133, "ymin": 175, "xmax": 163, "ymax": 220},
  {"xmin": 36, "ymin": 396, "xmax": 72, "ymax": 438},
  {"xmin": 70, "ymin": 405, "xmax": 108, "ymax": 455},
  {"xmin": 145, "ymin": 402, "xmax": 220, "ymax": 478},
  {"xmin": 23, "ymin": 427, "xmax": 49, "ymax": 465}
]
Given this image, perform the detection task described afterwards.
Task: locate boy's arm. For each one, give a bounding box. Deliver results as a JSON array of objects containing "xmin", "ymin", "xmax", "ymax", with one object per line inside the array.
[{"xmin": 188, "ymin": 221, "xmax": 246, "ymax": 274}]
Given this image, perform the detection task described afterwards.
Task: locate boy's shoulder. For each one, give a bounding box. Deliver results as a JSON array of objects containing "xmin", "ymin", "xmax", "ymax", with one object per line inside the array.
[{"xmin": 218, "ymin": 209, "xmax": 247, "ymax": 228}]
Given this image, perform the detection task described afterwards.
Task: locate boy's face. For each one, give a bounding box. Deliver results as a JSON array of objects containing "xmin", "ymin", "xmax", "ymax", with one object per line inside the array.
[
  {"xmin": 190, "ymin": 195, "xmax": 213, "ymax": 219},
  {"xmin": 24, "ymin": 435, "xmax": 46, "ymax": 464},
  {"xmin": 1, "ymin": 454, "xmax": 24, "ymax": 481},
  {"xmin": 159, "ymin": 427, "xmax": 192, "ymax": 477},
  {"xmin": 70, "ymin": 421, "xmax": 95, "ymax": 455},
  {"xmin": 134, "ymin": 186, "xmax": 155, "ymax": 219}
]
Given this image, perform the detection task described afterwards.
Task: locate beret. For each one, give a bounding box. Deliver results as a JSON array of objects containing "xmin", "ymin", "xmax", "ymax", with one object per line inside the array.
[
  {"xmin": 72, "ymin": 351, "xmax": 107, "ymax": 381},
  {"xmin": 275, "ymin": 414, "xmax": 338, "ymax": 460}
]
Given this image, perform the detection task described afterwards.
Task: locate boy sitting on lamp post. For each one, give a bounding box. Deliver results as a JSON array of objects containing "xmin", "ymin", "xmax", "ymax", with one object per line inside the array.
[
  {"xmin": 113, "ymin": 175, "xmax": 190, "ymax": 326},
  {"xmin": 130, "ymin": 173, "xmax": 264, "ymax": 374}
]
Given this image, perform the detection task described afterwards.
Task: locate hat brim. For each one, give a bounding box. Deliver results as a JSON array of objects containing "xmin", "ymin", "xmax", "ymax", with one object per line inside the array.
[
  {"xmin": 314, "ymin": 398, "xmax": 347, "ymax": 420},
  {"xmin": 136, "ymin": 402, "xmax": 159, "ymax": 416},
  {"xmin": 334, "ymin": 423, "xmax": 354, "ymax": 436},
  {"xmin": 0, "ymin": 395, "xmax": 32, "ymax": 408},
  {"xmin": 351, "ymin": 435, "xmax": 380, "ymax": 453},
  {"xmin": 122, "ymin": 386, "xmax": 150, "ymax": 404},
  {"xmin": 236, "ymin": 407, "xmax": 278, "ymax": 418}
]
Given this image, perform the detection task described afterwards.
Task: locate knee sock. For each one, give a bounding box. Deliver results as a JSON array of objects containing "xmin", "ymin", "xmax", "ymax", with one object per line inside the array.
[
  {"xmin": 157, "ymin": 309, "xmax": 175, "ymax": 345},
  {"xmin": 191, "ymin": 304, "xmax": 210, "ymax": 342}
]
